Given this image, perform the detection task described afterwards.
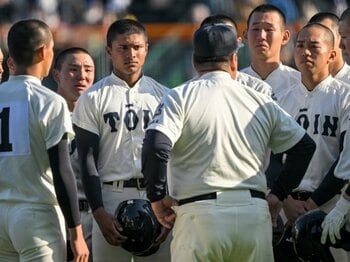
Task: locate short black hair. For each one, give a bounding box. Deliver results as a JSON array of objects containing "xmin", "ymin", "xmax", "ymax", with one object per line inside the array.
[
  {"xmin": 7, "ymin": 19, "xmax": 52, "ymax": 67},
  {"xmin": 308, "ymin": 12, "xmax": 339, "ymax": 31},
  {"xmin": 54, "ymin": 47, "xmax": 92, "ymax": 70},
  {"xmin": 200, "ymin": 14, "xmax": 237, "ymax": 29},
  {"xmin": 297, "ymin": 22, "xmax": 335, "ymax": 48},
  {"xmin": 106, "ymin": 19, "xmax": 148, "ymax": 47},
  {"xmin": 247, "ymin": 4, "xmax": 286, "ymax": 29}
]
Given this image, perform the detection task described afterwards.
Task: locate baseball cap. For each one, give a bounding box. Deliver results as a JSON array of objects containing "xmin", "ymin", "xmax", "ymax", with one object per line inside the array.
[{"xmin": 193, "ymin": 23, "xmax": 238, "ymax": 62}]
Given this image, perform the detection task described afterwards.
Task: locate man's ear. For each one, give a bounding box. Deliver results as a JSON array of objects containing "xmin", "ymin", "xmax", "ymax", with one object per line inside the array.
[
  {"xmin": 281, "ymin": 29, "xmax": 291, "ymax": 46},
  {"xmin": 34, "ymin": 45, "xmax": 45, "ymax": 63},
  {"xmin": 243, "ymin": 29, "xmax": 248, "ymax": 42},
  {"xmin": 52, "ymin": 68, "xmax": 59, "ymax": 83},
  {"xmin": 106, "ymin": 46, "xmax": 112, "ymax": 57},
  {"xmin": 328, "ymin": 49, "xmax": 337, "ymax": 63}
]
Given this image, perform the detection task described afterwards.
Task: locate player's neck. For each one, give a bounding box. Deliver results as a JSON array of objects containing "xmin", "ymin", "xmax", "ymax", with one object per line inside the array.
[
  {"xmin": 250, "ymin": 60, "xmax": 280, "ymax": 80},
  {"xmin": 13, "ymin": 65, "xmax": 45, "ymax": 80},
  {"xmin": 301, "ymin": 71, "xmax": 330, "ymax": 91},
  {"xmin": 113, "ymin": 69, "xmax": 143, "ymax": 88}
]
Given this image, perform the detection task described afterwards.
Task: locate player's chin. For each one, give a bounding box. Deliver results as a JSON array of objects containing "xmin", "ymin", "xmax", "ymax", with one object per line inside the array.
[{"xmin": 124, "ymin": 66, "xmax": 141, "ymax": 74}]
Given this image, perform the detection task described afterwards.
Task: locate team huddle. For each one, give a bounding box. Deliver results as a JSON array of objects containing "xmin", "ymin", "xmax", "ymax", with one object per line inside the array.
[{"xmin": 1, "ymin": 3, "xmax": 350, "ymax": 262}]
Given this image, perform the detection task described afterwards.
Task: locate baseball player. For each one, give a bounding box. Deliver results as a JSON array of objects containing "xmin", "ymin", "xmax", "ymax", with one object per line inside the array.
[
  {"xmin": 278, "ymin": 22, "xmax": 350, "ymax": 261},
  {"xmin": 241, "ymin": 4, "xmax": 301, "ymax": 103},
  {"xmin": 308, "ymin": 12, "xmax": 350, "ymax": 83},
  {"xmin": 142, "ymin": 23, "xmax": 316, "ymax": 262},
  {"xmin": 241, "ymin": 4, "xmax": 302, "ymax": 190},
  {"xmin": 72, "ymin": 19, "xmax": 170, "ymax": 262},
  {"xmin": 0, "ymin": 19, "xmax": 89, "ymax": 261},
  {"xmin": 53, "ymin": 47, "xmax": 95, "ymax": 261},
  {"xmin": 200, "ymin": 14, "xmax": 273, "ymax": 98}
]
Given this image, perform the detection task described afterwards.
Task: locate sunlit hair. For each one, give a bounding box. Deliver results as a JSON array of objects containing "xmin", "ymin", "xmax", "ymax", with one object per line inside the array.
[
  {"xmin": 8, "ymin": 19, "xmax": 52, "ymax": 67},
  {"xmin": 106, "ymin": 18, "xmax": 148, "ymax": 47},
  {"xmin": 54, "ymin": 47, "xmax": 93, "ymax": 70},
  {"xmin": 247, "ymin": 4, "xmax": 286, "ymax": 29},
  {"xmin": 200, "ymin": 14, "xmax": 237, "ymax": 29},
  {"xmin": 296, "ymin": 22, "xmax": 335, "ymax": 48}
]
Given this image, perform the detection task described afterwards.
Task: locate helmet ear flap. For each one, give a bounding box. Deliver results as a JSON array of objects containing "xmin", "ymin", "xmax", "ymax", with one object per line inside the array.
[{"xmin": 115, "ymin": 199, "xmax": 161, "ymax": 256}]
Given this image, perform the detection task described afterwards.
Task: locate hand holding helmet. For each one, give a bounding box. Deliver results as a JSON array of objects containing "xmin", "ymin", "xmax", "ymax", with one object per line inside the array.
[{"xmin": 114, "ymin": 199, "xmax": 162, "ymax": 256}]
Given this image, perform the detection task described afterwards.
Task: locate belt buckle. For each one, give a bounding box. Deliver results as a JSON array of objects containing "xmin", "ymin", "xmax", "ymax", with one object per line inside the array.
[{"xmin": 136, "ymin": 178, "xmax": 145, "ymax": 190}]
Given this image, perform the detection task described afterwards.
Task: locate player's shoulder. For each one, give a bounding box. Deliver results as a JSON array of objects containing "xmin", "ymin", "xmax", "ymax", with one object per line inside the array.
[
  {"xmin": 20, "ymin": 75, "xmax": 65, "ymax": 105},
  {"xmin": 141, "ymin": 75, "xmax": 169, "ymax": 92},
  {"xmin": 277, "ymin": 64, "xmax": 301, "ymax": 78},
  {"xmin": 236, "ymin": 71, "xmax": 273, "ymax": 96},
  {"xmin": 325, "ymin": 77, "xmax": 350, "ymax": 97}
]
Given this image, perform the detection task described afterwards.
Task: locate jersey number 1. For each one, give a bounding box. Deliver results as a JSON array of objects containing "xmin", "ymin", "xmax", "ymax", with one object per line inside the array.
[{"xmin": 0, "ymin": 107, "xmax": 12, "ymax": 152}]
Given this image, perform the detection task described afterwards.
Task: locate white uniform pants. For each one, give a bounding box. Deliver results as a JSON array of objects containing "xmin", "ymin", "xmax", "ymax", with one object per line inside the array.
[
  {"xmin": 92, "ymin": 184, "xmax": 171, "ymax": 262},
  {"xmin": 0, "ymin": 202, "xmax": 66, "ymax": 262},
  {"xmin": 171, "ymin": 190, "xmax": 273, "ymax": 262}
]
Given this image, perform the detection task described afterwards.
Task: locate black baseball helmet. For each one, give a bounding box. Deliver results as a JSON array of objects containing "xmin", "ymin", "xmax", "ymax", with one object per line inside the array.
[
  {"xmin": 292, "ymin": 210, "xmax": 350, "ymax": 262},
  {"xmin": 114, "ymin": 199, "xmax": 161, "ymax": 256}
]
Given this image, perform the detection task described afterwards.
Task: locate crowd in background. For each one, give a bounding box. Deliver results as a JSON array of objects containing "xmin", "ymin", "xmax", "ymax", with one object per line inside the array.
[{"xmin": 0, "ymin": 0, "xmax": 350, "ymax": 88}]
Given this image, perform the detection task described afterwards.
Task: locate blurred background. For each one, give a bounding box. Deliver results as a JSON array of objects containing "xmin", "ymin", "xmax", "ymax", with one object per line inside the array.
[{"xmin": 0, "ymin": 0, "xmax": 348, "ymax": 89}]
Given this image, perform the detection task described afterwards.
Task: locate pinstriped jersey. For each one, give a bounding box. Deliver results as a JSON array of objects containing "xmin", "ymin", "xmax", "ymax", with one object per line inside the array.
[
  {"xmin": 0, "ymin": 75, "xmax": 74, "ymax": 204},
  {"xmin": 279, "ymin": 76, "xmax": 350, "ymax": 192},
  {"xmin": 72, "ymin": 73, "xmax": 168, "ymax": 182},
  {"xmin": 147, "ymin": 71, "xmax": 306, "ymax": 200}
]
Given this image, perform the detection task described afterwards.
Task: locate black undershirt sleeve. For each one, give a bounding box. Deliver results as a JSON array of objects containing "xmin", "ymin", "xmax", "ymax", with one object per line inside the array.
[
  {"xmin": 142, "ymin": 129, "xmax": 172, "ymax": 202},
  {"xmin": 48, "ymin": 133, "xmax": 81, "ymax": 228},
  {"xmin": 270, "ymin": 133, "xmax": 316, "ymax": 201},
  {"xmin": 311, "ymin": 131, "xmax": 348, "ymax": 206},
  {"xmin": 73, "ymin": 125, "xmax": 103, "ymax": 212}
]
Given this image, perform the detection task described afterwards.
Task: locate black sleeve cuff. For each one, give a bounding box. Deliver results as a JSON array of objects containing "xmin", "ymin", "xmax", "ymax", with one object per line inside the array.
[
  {"xmin": 271, "ymin": 133, "xmax": 316, "ymax": 201},
  {"xmin": 142, "ymin": 129, "xmax": 172, "ymax": 203}
]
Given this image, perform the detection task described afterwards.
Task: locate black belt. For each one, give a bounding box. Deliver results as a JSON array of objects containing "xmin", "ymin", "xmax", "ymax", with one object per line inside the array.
[
  {"xmin": 290, "ymin": 191, "xmax": 312, "ymax": 201},
  {"xmin": 103, "ymin": 178, "xmax": 145, "ymax": 190},
  {"xmin": 178, "ymin": 190, "xmax": 266, "ymax": 206},
  {"xmin": 79, "ymin": 199, "xmax": 90, "ymax": 212}
]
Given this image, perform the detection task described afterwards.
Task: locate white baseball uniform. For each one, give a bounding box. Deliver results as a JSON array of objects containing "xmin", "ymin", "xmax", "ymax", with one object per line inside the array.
[
  {"xmin": 334, "ymin": 62, "xmax": 350, "ymax": 84},
  {"xmin": 72, "ymin": 72, "xmax": 170, "ymax": 262},
  {"xmin": 0, "ymin": 75, "xmax": 73, "ymax": 261},
  {"xmin": 241, "ymin": 63, "xmax": 301, "ymax": 103},
  {"xmin": 279, "ymin": 75, "xmax": 350, "ymax": 193},
  {"xmin": 236, "ymin": 71, "xmax": 273, "ymax": 97},
  {"xmin": 147, "ymin": 71, "xmax": 306, "ymax": 262},
  {"xmin": 279, "ymin": 75, "xmax": 350, "ymax": 261}
]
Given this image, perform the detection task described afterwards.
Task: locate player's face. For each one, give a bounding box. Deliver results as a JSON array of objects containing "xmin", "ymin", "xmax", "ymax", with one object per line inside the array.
[
  {"xmin": 246, "ymin": 11, "xmax": 289, "ymax": 62},
  {"xmin": 107, "ymin": 33, "xmax": 148, "ymax": 81},
  {"xmin": 54, "ymin": 53, "xmax": 95, "ymax": 105},
  {"xmin": 339, "ymin": 20, "xmax": 350, "ymax": 61},
  {"xmin": 294, "ymin": 26, "xmax": 334, "ymax": 75}
]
